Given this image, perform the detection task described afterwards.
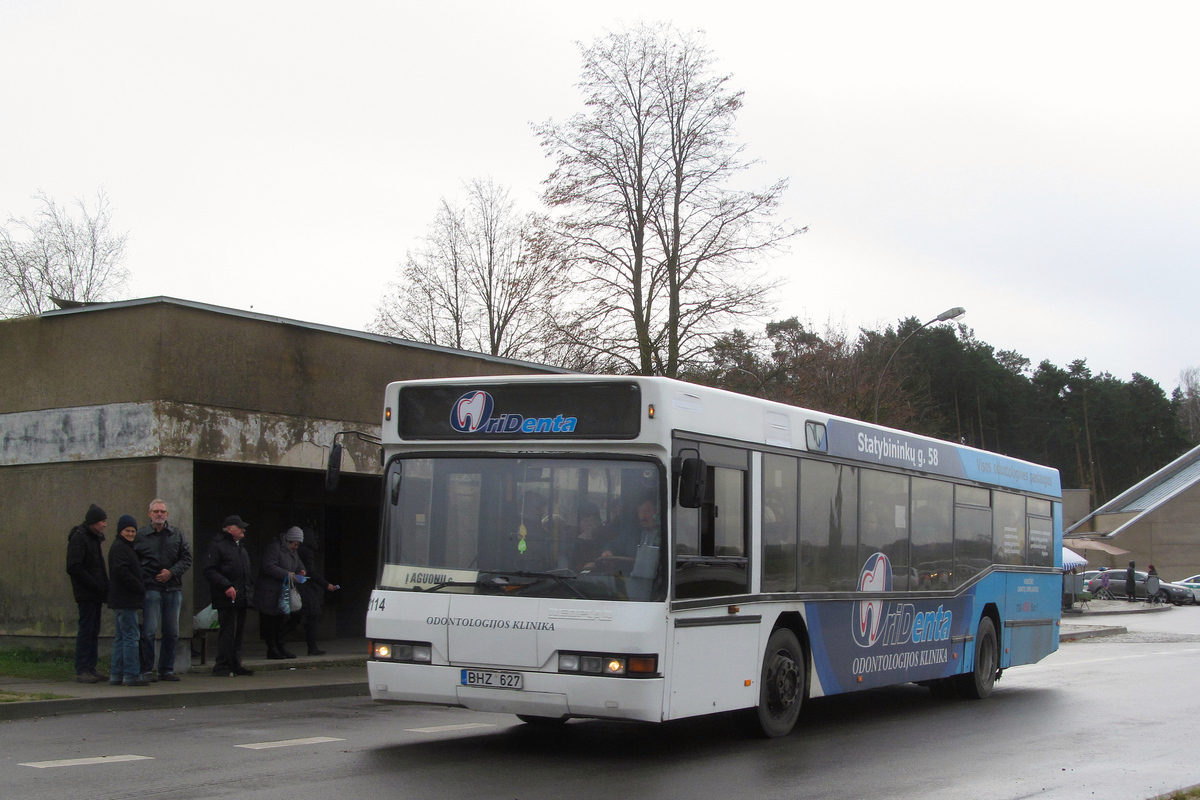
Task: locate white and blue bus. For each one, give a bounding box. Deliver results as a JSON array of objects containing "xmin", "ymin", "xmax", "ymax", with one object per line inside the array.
[{"xmin": 361, "ymin": 375, "xmax": 1062, "ymax": 736}]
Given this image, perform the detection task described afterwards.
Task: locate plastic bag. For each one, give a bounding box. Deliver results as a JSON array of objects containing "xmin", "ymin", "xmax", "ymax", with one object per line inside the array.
[
  {"xmin": 279, "ymin": 575, "xmax": 302, "ymax": 614},
  {"xmin": 193, "ymin": 604, "xmax": 219, "ymax": 630}
]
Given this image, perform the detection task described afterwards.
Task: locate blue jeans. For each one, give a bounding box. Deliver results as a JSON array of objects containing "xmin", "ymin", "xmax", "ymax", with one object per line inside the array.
[
  {"xmin": 140, "ymin": 589, "xmax": 181, "ymax": 674},
  {"xmin": 74, "ymin": 600, "xmax": 103, "ymax": 675},
  {"xmin": 110, "ymin": 608, "xmax": 142, "ymax": 681}
]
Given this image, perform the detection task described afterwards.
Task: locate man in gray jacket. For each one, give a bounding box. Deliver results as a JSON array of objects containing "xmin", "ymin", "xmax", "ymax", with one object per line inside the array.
[{"xmin": 134, "ymin": 498, "xmax": 192, "ymax": 681}]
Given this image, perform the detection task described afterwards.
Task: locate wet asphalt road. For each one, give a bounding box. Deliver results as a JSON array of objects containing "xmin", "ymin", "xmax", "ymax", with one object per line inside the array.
[{"xmin": 3, "ymin": 609, "xmax": 1199, "ymax": 800}]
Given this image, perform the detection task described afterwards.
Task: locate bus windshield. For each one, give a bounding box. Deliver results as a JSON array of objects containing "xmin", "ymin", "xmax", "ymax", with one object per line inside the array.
[{"xmin": 380, "ymin": 456, "xmax": 666, "ymax": 602}]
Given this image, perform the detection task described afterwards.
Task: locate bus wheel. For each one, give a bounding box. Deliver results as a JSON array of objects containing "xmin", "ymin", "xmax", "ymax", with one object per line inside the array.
[
  {"xmin": 516, "ymin": 714, "xmax": 568, "ymax": 726},
  {"xmin": 958, "ymin": 616, "xmax": 998, "ymax": 700},
  {"xmin": 756, "ymin": 628, "xmax": 804, "ymax": 737}
]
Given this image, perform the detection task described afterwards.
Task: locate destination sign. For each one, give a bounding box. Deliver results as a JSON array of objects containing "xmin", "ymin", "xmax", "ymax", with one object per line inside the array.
[{"xmin": 398, "ymin": 381, "xmax": 642, "ymax": 440}]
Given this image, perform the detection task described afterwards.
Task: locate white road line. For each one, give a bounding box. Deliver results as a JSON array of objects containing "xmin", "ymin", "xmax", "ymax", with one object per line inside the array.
[
  {"xmin": 20, "ymin": 755, "xmax": 154, "ymax": 769},
  {"xmin": 235, "ymin": 736, "xmax": 346, "ymax": 750},
  {"xmin": 405, "ymin": 723, "xmax": 498, "ymax": 733}
]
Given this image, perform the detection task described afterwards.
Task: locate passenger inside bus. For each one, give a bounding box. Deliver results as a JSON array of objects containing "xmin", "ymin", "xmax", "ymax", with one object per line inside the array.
[{"xmin": 600, "ymin": 495, "xmax": 661, "ymax": 559}]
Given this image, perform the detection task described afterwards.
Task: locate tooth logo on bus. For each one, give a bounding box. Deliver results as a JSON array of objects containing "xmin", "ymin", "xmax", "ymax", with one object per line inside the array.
[
  {"xmin": 448, "ymin": 390, "xmax": 579, "ymax": 435},
  {"xmin": 852, "ymin": 552, "xmax": 892, "ymax": 648},
  {"xmin": 451, "ymin": 391, "xmax": 494, "ymax": 432}
]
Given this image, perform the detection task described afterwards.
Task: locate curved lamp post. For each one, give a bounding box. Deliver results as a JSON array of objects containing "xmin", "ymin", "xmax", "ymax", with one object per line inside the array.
[{"xmin": 873, "ymin": 306, "xmax": 966, "ymax": 424}]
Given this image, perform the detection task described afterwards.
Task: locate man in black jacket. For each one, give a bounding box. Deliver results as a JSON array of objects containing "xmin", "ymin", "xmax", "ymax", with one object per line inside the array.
[
  {"xmin": 66, "ymin": 504, "xmax": 110, "ymax": 683},
  {"xmin": 203, "ymin": 515, "xmax": 255, "ymax": 678},
  {"xmin": 134, "ymin": 498, "xmax": 193, "ymax": 681}
]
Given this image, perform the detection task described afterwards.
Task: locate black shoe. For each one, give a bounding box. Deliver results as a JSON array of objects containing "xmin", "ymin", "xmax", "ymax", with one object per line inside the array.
[
  {"xmin": 142, "ymin": 671, "xmax": 159, "ymax": 683},
  {"xmin": 307, "ymin": 648, "xmax": 327, "ymax": 656},
  {"xmin": 124, "ymin": 677, "xmax": 151, "ymax": 686},
  {"xmin": 266, "ymin": 650, "xmax": 287, "ymax": 660},
  {"xmin": 76, "ymin": 673, "xmax": 101, "ymax": 684},
  {"xmin": 90, "ymin": 669, "xmax": 110, "ymax": 681},
  {"xmin": 278, "ymin": 645, "xmax": 297, "ymax": 659},
  {"xmin": 211, "ymin": 669, "xmax": 234, "ymax": 677},
  {"xmin": 158, "ymin": 672, "xmax": 181, "ymax": 682},
  {"xmin": 232, "ymin": 666, "xmax": 255, "ymax": 676}
]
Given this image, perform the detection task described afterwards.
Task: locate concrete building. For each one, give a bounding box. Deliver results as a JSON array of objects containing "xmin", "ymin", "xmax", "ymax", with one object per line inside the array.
[
  {"xmin": 0, "ymin": 297, "xmax": 561, "ymax": 660},
  {"xmin": 1066, "ymin": 443, "xmax": 1200, "ymax": 582}
]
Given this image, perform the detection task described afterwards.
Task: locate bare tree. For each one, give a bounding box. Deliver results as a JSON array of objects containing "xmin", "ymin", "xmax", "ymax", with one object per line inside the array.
[
  {"xmin": 1178, "ymin": 366, "xmax": 1200, "ymax": 444},
  {"xmin": 536, "ymin": 23, "xmax": 801, "ymax": 377},
  {"xmin": 0, "ymin": 191, "xmax": 129, "ymax": 317},
  {"xmin": 371, "ymin": 179, "xmax": 562, "ymax": 361}
]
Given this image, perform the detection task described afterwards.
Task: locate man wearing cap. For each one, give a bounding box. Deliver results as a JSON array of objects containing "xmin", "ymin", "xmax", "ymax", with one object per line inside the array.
[
  {"xmin": 133, "ymin": 498, "xmax": 193, "ymax": 681},
  {"xmin": 66, "ymin": 503, "xmax": 111, "ymax": 683},
  {"xmin": 203, "ymin": 515, "xmax": 255, "ymax": 677}
]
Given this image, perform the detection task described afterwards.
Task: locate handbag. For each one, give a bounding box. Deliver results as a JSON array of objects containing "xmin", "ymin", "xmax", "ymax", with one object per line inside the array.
[{"xmin": 287, "ymin": 575, "xmax": 303, "ymax": 613}]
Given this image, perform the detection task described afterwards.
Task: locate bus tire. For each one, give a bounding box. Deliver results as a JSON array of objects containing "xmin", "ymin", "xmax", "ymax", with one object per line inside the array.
[
  {"xmin": 958, "ymin": 616, "xmax": 998, "ymax": 700},
  {"xmin": 755, "ymin": 628, "xmax": 804, "ymax": 737},
  {"xmin": 516, "ymin": 714, "xmax": 568, "ymax": 726}
]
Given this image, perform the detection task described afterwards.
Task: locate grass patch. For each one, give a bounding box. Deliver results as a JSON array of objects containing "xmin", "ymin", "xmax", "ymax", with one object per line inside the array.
[
  {"xmin": 1153, "ymin": 787, "xmax": 1200, "ymax": 800},
  {"xmin": 0, "ymin": 647, "xmax": 77, "ymax": 682},
  {"xmin": 0, "ymin": 689, "xmax": 70, "ymax": 702}
]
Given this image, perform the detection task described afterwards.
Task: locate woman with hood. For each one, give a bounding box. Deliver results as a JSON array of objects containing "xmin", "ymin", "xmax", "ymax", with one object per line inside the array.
[{"xmin": 253, "ymin": 526, "xmax": 306, "ymax": 659}]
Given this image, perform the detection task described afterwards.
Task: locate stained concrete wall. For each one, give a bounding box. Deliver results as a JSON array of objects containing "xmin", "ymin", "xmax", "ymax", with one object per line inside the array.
[
  {"xmin": 0, "ymin": 300, "xmax": 548, "ymax": 421},
  {"xmin": 1077, "ymin": 483, "xmax": 1200, "ymax": 582}
]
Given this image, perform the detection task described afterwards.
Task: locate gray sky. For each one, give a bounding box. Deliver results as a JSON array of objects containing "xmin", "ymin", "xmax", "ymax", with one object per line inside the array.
[{"xmin": 3, "ymin": 1, "xmax": 1196, "ymax": 391}]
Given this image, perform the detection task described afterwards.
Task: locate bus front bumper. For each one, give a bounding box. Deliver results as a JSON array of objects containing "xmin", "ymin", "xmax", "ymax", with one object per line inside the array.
[{"xmin": 368, "ymin": 660, "xmax": 665, "ymax": 722}]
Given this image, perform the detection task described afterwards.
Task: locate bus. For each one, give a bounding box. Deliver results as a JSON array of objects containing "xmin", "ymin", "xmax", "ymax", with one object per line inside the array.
[{"xmin": 357, "ymin": 375, "xmax": 1062, "ymax": 736}]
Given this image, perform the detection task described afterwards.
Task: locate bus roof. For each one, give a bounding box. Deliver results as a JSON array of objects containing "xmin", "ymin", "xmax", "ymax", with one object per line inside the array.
[{"xmin": 383, "ymin": 375, "xmax": 1062, "ymax": 498}]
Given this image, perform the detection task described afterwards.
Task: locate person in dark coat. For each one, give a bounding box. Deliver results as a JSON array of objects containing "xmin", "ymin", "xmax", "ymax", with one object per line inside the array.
[
  {"xmin": 203, "ymin": 515, "xmax": 255, "ymax": 677},
  {"xmin": 1126, "ymin": 561, "xmax": 1137, "ymax": 602},
  {"xmin": 65, "ymin": 504, "xmax": 110, "ymax": 683},
  {"xmin": 253, "ymin": 527, "xmax": 305, "ymax": 659},
  {"xmin": 297, "ymin": 536, "xmax": 339, "ymax": 656},
  {"xmin": 107, "ymin": 515, "xmax": 148, "ymax": 686}
]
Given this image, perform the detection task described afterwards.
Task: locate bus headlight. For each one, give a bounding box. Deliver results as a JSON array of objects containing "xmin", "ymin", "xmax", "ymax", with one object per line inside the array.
[
  {"xmin": 558, "ymin": 651, "xmax": 657, "ymax": 677},
  {"xmin": 371, "ymin": 640, "xmax": 434, "ymax": 663}
]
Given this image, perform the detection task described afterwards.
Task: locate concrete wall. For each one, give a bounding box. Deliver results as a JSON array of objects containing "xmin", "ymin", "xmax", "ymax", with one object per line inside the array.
[
  {"xmin": 1077, "ymin": 483, "xmax": 1200, "ymax": 582},
  {"xmin": 0, "ymin": 458, "xmax": 158, "ymax": 637},
  {"xmin": 0, "ymin": 301, "xmax": 545, "ymax": 421}
]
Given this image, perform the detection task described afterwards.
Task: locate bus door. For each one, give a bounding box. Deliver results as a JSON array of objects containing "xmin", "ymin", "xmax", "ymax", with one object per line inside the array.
[{"xmin": 668, "ymin": 439, "xmax": 760, "ymax": 718}]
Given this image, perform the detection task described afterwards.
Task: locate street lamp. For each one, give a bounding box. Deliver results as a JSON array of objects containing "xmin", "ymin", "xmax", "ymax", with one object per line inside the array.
[{"xmin": 873, "ymin": 306, "xmax": 966, "ymax": 425}]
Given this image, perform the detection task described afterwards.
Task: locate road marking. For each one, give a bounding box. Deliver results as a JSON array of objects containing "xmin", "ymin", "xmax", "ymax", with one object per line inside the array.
[
  {"xmin": 20, "ymin": 755, "xmax": 154, "ymax": 769},
  {"xmin": 235, "ymin": 736, "xmax": 345, "ymax": 750},
  {"xmin": 405, "ymin": 723, "xmax": 498, "ymax": 733}
]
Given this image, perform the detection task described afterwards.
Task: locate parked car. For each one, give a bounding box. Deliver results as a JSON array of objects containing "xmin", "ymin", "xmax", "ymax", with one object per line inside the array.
[
  {"xmin": 1177, "ymin": 575, "xmax": 1200, "ymax": 599},
  {"xmin": 1087, "ymin": 570, "xmax": 1196, "ymax": 605}
]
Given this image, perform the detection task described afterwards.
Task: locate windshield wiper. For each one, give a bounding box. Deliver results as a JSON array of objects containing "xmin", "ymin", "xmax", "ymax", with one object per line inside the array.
[
  {"xmin": 497, "ymin": 570, "xmax": 589, "ymax": 600},
  {"xmin": 413, "ymin": 580, "xmax": 501, "ymax": 594}
]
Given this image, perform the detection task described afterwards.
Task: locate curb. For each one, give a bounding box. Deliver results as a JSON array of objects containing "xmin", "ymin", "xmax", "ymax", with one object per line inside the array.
[
  {"xmin": 189, "ymin": 657, "xmax": 366, "ymax": 675},
  {"xmin": 0, "ymin": 681, "xmax": 368, "ymax": 722},
  {"xmin": 1059, "ymin": 625, "xmax": 1128, "ymax": 642}
]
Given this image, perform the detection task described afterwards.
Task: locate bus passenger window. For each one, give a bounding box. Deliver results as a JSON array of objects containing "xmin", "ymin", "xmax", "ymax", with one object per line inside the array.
[
  {"xmin": 859, "ymin": 470, "xmax": 911, "ymax": 590},
  {"xmin": 799, "ymin": 460, "xmax": 858, "ymax": 592},
  {"xmin": 911, "ymin": 478, "xmax": 953, "ymax": 591},
  {"xmin": 762, "ymin": 454, "xmax": 798, "ymax": 592},
  {"xmin": 992, "ymin": 491, "xmax": 1026, "ymax": 566},
  {"xmin": 954, "ymin": 486, "xmax": 992, "ymax": 587}
]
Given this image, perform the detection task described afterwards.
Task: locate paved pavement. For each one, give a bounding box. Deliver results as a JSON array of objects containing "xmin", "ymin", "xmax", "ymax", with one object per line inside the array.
[
  {"xmin": 0, "ymin": 600, "xmax": 1175, "ymax": 721},
  {"xmin": 0, "ymin": 638, "xmax": 369, "ymax": 722}
]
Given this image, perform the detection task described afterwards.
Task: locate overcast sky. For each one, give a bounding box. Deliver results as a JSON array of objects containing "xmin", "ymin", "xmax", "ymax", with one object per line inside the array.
[{"xmin": 3, "ymin": 1, "xmax": 1196, "ymax": 391}]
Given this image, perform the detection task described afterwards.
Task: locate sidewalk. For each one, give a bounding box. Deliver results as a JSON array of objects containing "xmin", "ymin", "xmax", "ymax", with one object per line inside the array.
[
  {"xmin": 0, "ymin": 638, "xmax": 369, "ymax": 722},
  {"xmin": 1058, "ymin": 597, "xmax": 1174, "ymax": 641}
]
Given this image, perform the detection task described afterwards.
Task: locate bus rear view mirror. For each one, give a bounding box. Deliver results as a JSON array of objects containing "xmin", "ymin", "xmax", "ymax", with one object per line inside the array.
[
  {"xmin": 677, "ymin": 456, "xmax": 707, "ymax": 508},
  {"xmin": 325, "ymin": 441, "xmax": 343, "ymax": 491}
]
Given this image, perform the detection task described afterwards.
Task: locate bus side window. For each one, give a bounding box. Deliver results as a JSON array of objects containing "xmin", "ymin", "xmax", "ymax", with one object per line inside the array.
[
  {"xmin": 762, "ymin": 454, "xmax": 798, "ymax": 593},
  {"xmin": 675, "ymin": 463, "xmax": 749, "ymax": 599}
]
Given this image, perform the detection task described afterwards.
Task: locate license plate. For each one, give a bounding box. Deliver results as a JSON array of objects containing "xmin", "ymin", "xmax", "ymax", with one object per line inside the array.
[{"xmin": 460, "ymin": 669, "xmax": 523, "ymax": 690}]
